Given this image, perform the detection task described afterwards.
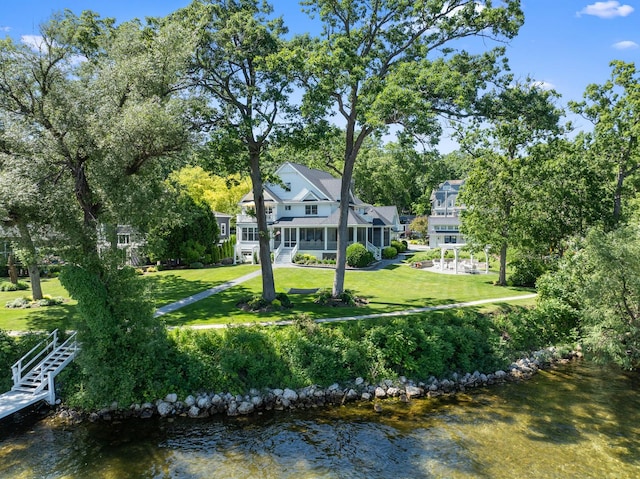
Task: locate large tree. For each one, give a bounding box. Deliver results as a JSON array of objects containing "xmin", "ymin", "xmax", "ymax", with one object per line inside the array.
[
  {"xmin": 295, "ymin": 0, "xmax": 524, "ymax": 296},
  {"xmin": 570, "ymin": 61, "xmax": 640, "ymax": 227},
  {"xmin": 178, "ymin": 0, "xmax": 297, "ymax": 302},
  {"xmin": 0, "ymin": 11, "xmax": 194, "ymax": 405},
  {"xmin": 458, "ymin": 82, "xmax": 563, "ymax": 285}
]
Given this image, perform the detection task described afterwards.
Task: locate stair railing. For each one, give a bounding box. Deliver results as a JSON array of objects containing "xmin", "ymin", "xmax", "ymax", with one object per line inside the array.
[
  {"xmin": 12, "ymin": 329, "xmax": 58, "ymax": 387},
  {"xmin": 34, "ymin": 331, "xmax": 79, "ymax": 403}
]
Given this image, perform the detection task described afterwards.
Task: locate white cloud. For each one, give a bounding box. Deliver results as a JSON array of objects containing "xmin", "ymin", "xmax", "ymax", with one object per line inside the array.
[
  {"xmin": 0, "ymin": 26, "xmax": 10, "ymax": 32},
  {"xmin": 531, "ymin": 81, "xmax": 556, "ymax": 91},
  {"xmin": 21, "ymin": 35, "xmax": 46, "ymax": 50},
  {"xmin": 578, "ymin": 2, "xmax": 634, "ymax": 18},
  {"xmin": 613, "ymin": 40, "xmax": 639, "ymax": 49}
]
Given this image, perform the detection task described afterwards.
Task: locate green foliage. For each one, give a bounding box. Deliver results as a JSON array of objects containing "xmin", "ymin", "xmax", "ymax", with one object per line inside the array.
[
  {"xmin": 0, "ymin": 330, "xmax": 48, "ymax": 392},
  {"xmin": 409, "ymin": 216, "xmax": 429, "ymax": 240},
  {"xmin": 189, "ymin": 262, "xmax": 204, "ymax": 269},
  {"xmin": 60, "ymin": 263, "xmax": 172, "ymax": 408},
  {"xmin": 382, "ymin": 246, "xmax": 398, "ymax": 259},
  {"xmin": 390, "ymin": 240, "xmax": 407, "ymax": 253},
  {"xmin": 0, "ymin": 281, "xmax": 29, "ymax": 292},
  {"xmin": 346, "ymin": 243, "xmax": 374, "ymax": 268},
  {"xmin": 6, "ymin": 297, "xmax": 34, "ymax": 308},
  {"xmin": 508, "ymin": 256, "xmax": 549, "ymax": 287}
]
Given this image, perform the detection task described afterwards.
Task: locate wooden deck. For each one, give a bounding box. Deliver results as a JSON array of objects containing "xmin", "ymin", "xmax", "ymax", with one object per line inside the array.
[{"xmin": 0, "ymin": 390, "xmax": 49, "ymax": 420}]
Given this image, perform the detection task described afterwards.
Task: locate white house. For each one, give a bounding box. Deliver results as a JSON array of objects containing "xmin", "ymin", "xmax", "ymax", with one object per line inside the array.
[
  {"xmin": 427, "ymin": 180, "xmax": 466, "ymax": 248},
  {"xmin": 236, "ymin": 162, "xmax": 401, "ymax": 263}
]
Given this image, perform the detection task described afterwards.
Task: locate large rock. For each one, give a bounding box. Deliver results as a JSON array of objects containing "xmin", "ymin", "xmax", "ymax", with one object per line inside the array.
[
  {"xmin": 157, "ymin": 401, "xmax": 173, "ymax": 417},
  {"xmin": 374, "ymin": 387, "xmax": 387, "ymax": 398},
  {"xmin": 238, "ymin": 402, "xmax": 255, "ymax": 415},
  {"xmin": 165, "ymin": 393, "xmax": 178, "ymax": 403},
  {"xmin": 283, "ymin": 388, "xmax": 299, "ymax": 402},
  {"xmin": 405, "ymin": 385, "xmax": 423, "ymax": 398}
]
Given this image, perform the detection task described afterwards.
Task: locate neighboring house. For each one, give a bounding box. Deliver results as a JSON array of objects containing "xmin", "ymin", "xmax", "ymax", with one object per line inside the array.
[
  {"xmin": 235, "ymin": 162, "xmax": 401, "ymax": 263},
  {"xmin": 427, "ymin": 180, "xmax": 466, "ymax": 248},
  {"xmin": 96, "ymin": 225, "xmax": 147, "ymax": 266},
  {"xmin": 213, "ymin": 212, "xmax": 232, "ymax": 242}
]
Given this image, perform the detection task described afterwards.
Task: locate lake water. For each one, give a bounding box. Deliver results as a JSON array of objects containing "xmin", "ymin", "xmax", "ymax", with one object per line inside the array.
[{"xmin": 1, "ymin": 360, "xmax": 639, "ymax": 478}]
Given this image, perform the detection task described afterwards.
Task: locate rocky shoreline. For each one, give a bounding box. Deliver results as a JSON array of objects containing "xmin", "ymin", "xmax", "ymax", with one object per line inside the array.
[{"xmin": 54, "ymin": 346, "xmax": 581, "ymax": 424}]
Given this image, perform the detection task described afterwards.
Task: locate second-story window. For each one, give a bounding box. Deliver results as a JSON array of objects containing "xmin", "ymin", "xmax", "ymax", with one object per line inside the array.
[
  {"xmin": 305, "ymin": 204, "xmax": 318, "ymax": 215},
  {"xmin": 220, "ymin": 223, "xmax": 226, "ymax": 236},
  {"xmin": 285, "ymin": 205, "xmax": 291, "ymax": 211}
]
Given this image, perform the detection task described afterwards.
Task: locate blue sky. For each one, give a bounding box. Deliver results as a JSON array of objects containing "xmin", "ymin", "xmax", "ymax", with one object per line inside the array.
[{"xmin": 1, "ymin": 1, "xmax": 639, "ymax": 151}]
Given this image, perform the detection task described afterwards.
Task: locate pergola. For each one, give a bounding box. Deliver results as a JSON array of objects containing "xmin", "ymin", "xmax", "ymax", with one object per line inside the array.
[{"xmin": 438, "ymin": 244, "xmax": 490, "ymax": 274}]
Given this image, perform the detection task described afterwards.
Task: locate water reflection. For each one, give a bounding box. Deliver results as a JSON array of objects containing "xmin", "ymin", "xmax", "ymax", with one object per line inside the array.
[{"xmin": 1, "ymin": 361, "xmax": 639, "ymax": 478}]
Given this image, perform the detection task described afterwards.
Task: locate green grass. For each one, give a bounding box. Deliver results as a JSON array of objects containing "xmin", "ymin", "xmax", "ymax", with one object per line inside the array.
[
  {"xmin": 0, "ymin": 263, "xmax": 535, "ymax": 331},
  {"xmin": 159, "ymin": 263, "xmax": 535, "ymax": 327},
  {"xmin": 0, "ymin": 277, "xmax": 79, "ymax": 332}
]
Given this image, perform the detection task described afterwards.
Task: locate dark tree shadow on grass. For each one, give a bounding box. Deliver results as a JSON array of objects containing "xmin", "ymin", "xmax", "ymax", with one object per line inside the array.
[
  {"xmin": 24, "ymin": 304, "xmax": 80, "ymax": 332},
  {"xmin": 145, "ymin": 274, "xmax": 227, "ymax": 307}
]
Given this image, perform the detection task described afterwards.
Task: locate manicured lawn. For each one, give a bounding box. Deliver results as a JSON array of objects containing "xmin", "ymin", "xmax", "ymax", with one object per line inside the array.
[
  {"xmin": 158, "ymin": 263, "xmax": 535, "ymax": 327},
  {"xmin": 1, "ymin": 262, "xmax": 535, "ymax": 331},
  {"xmin": 147, "ymin": 264, "xmax": 260, "ymax": 306},
  {"xmin": 0, "ymin": 277, "xmax": 79, "ymax": 332}
]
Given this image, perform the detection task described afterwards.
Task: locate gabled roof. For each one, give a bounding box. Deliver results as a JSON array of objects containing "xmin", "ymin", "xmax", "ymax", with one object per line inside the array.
[
  {"xmin": 430, "ymin": 179, "xmax": 465, "ymax": 202},
  {"xmin": 240, "ymin": 185, "xmax": 282, "ymax": 204}
]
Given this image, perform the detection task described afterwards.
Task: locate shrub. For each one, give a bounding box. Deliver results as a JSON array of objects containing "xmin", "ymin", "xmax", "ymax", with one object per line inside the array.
[
  {"xmin": 135, "ymin": 268, "xmax": 144, "ymax": 275},
  {"xmin": 190, "ymin": 261, "xmax": 204, "ymax": 269},
  {"xmin": 0, "ymin": 281, "xmax": 29, "ymax": 292},
  {"xmin": 5, "ymin": 297, "xmax": 30, "ymax": 309},
  {"xmin": 346, "ymin": 243, "xmax": 374, "ymax": 268},
  {"xmin": 509, "ymin": 256, "xmax": 550, "ymax": 287},
  {"xmin": 36, "ymin": 296, "xmax": 65, "ymax": 307},
  {"xmin": 390, "ymin": 240, "xmax": 406, "ymax": 253},
  {"xmin": 146, "ymin": 266, "xmax": 157, "ymax": 273},
  {"xmin": 382, "ymin": 246, "xmax": 398, "ymax": 259}
]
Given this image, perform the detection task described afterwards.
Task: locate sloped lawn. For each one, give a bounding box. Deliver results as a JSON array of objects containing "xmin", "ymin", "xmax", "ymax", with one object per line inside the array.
[
  {"xmin": 158, "ymin": 264, "xmax": 535, "ymax": 327},
  {"xmin": 0, "ymin": 263, "xmax": 534, "ymax": 331}
]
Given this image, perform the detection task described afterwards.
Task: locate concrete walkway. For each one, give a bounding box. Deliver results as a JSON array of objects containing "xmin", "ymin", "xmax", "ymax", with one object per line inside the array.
[
  {"xmin": 154, "ymin": 269, "xmax": 263, "ymax": 317},
  {"xmin": 178, "ymin": 293, "xmax": 538, "ymax": 330}
]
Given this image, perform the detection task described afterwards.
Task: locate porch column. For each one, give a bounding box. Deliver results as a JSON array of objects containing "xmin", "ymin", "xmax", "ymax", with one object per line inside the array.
[
  {"xmin": 440, "ymin": 247, "xmax": 445, "ymax": 271},
  {"xmin": 454, "ymin": 247, "xmax": 459, "ymax": 274}
]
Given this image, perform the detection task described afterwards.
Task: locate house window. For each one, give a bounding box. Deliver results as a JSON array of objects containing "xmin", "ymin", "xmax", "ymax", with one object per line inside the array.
[
  {"xmin": 220, "ymin": 223, "xmax": 227, "ymax": 236},
  {"xmin": 305, "ymin": 204, "xmax": 318, "ymax": 215},
  {"xmin": 285, "ymin": 205, "xmax": 291, "ymax": 211},
  {"xmin": 444, "ymin": 235, "xmax": 457, "ymax": 244},
  {"xmin": 117, "ymin": 234, "xmax": 130, "ymax": 245},
  {"xmin": 285, "ymin": 182, "xmax": 291, "ymax": 191},
  {"xmin": 241, "ymin": 227, "xmax": 259, "ymax": 242}
]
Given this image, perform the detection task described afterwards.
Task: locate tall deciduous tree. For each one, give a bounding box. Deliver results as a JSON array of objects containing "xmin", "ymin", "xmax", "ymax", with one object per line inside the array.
[
  {"xmin": 570, "ymin": 61, "xmax": 640, "ymax": 227},
  {"xmin": 178, "ymin": 0, "xmax": 296, "ymax": 302},
  {"xmin": 0, "ymin": 11, "xmax": 194, "ymax": 405},
  {"xmin": 459, "ymin": 83, "xmax": 563, "ymax": 285},
  {"xmin": 295, "ymin": 0, "xmax": 524, "ymax": 296}
]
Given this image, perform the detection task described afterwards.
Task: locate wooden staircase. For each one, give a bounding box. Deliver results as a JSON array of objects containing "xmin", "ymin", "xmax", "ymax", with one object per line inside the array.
[{"xmin": 0, "ymin": 330, "xmax": 79, "ymax": 420}]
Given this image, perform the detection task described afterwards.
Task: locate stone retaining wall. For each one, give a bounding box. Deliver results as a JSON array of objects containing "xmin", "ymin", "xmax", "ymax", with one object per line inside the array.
[{"xmin": 55, "ymin": 346, "xmax": 581, "ymax": 423}]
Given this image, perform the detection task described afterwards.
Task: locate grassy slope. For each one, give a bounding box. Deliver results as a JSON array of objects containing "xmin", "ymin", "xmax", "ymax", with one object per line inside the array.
[
  {"xmin": 159, "ymin": 264, "xmax": 534, "ymax": 326},
  {"xmin": 0, "ymin": 263, "xmax": 534, "ymax": 331}
]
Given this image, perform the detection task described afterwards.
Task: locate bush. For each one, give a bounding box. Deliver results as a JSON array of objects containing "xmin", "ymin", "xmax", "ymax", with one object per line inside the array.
[
  {"xmin": 390, "ymin": 240, "xmax": 406, "ymax": 253},
  {"xmin": 0, "ymin": 281, "xmax": 29, "ymax": 292},
  {"xmin": 5, "ymin": 297, "xmax": 30, "ymax": 309},
  {"xmin": 146, "ymin": 266, "xmax": 157, "ymax": 273},
  {"xmin": 190, "ymin": 261, "xmax": 204, "ymax": 269},
  {"xmin": 346, "ymin": 243, "xmax": 374, "ymax": 268},
  {"xmin": 509, "ymin": 257, "xmax": 548, "ymax": 287},
  {"xmin": 382, "ymin": 246, "xmax": 398, "ymax": 259}
]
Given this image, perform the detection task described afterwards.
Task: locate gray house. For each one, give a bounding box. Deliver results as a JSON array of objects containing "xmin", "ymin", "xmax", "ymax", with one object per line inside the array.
[{"xmin": 427, "ymin": 180, "xmax": 466, "ymax": 248}]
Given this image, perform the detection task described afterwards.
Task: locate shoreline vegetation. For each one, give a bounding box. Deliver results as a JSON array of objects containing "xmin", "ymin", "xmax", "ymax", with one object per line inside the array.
[
  {"xmin": 1, "ymin": 259, "xmax": 579, "ymax": 425},
  {"xmin": 53, "ymin": 345, "xmax": 581, "ymax": 424}
]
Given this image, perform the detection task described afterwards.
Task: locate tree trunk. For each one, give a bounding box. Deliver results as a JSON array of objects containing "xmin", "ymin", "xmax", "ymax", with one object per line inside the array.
[
  {"xmin": 7, "ymin": 253, "xmax": 18, "ymax": 284},
  {"xmin": 27, "ymin": 263, "xmax": 43, "ymax": 300},
  {"xmin": 613, "ymin": 163, "xmax": 626, "ymax": 227},
  {"xmin": 332, "ymin": 149, "xmax": 358, "ymax": 298},
  {"xmin": 16, "ymin": 221, "xmax": 43, "ymax": 299},
  {"xmin": 498, "ymin": 241, "xmax": 508, "ymax": 286},
  {"xmin": 249, "ymin": 150, "xmax": 276, "ymax": 302}
]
